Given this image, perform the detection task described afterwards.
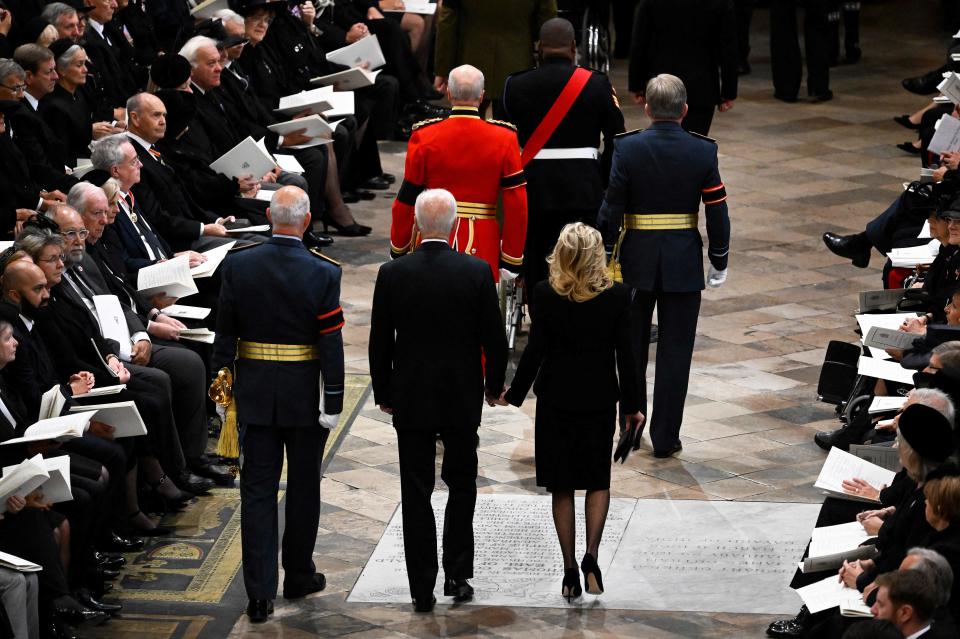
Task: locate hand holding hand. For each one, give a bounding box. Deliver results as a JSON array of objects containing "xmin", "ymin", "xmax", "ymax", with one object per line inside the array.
[
  {"xmin": 69, "ymin": 372, "xmax": 95, "ymax": 395},
  {"xmin": 838, "ymin": 559, "xmax": 864, "ymax": 588}
]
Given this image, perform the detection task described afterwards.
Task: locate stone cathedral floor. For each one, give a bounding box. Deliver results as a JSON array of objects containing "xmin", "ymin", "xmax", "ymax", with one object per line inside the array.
[{"xmin": 88, "ymin": 2, "xmax": 952, "ymax": 637}]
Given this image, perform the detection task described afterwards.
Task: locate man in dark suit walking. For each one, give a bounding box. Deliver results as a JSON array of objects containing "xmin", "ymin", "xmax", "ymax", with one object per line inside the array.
[
  {"xmin": 629, "ymin": 0, "xmax": 738, "ymax": 136},
  {"xmin": 212, "ymin": 186, "xmax": 345, "ymax": 623},
  {"xmin": 598, "ymin": 74, "xmax": 730, "ymax": 458},
  {"xmin": 369, "ymin": 188, "xmax": 508, "ymax": 613}
]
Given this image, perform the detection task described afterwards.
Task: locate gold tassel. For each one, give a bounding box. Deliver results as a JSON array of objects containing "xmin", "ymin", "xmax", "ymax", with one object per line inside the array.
[{"xmin": 208, "ymin": 368, "xmax": 240, "ymax": 465}]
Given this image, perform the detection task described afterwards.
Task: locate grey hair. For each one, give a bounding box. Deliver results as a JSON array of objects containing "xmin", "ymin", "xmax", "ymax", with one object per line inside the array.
[
  {"xmin": 645, "ymin": 73, "xmax": 687, "ymax": 120},
  {"xmin": 414, "ymin": 189, "xmax": 457, "ymax": 236},
  {"xmin": 213, "ymin": 9, "xmax": 245, "ymax": 28},
  {"xmin": 909, "ymin": 387, "xmax": 956, "ymax": 428},
  {"xmin": 178, "ymin": 36, "xmax": 219, "ymax": 67},
  {"xmin": 54, "ymin": 44, "xmax": 83, "ymax": 71},
  {"xmin": 90, "ymin": 133, "xmax": 130, "ymax": 171},
  {"xmin": 0, "ymin": 58, "xmax": 25, "ymax": 82},
  {"xmin": 126, "ymin": 92, "xmax": 148, "ymax": 116},
  {"xmin": 13, "ymin": 44, "xmax": 53, "ymax": 74},
  {"xmin": 41, "ymin": 2, "xmax": 78, "ymax": 26},
  {"xmin": 269, "ymin": 189, "xmax": 310, "ymax": 226},
  {"xmin": 67, "ymin": 182, "xmax": 105, "ymax": 213},
  {"xmin": 14, "ymin": 227, "xmax": 65, "ymax": 262},
  {"xmin": 447, "ymin": 65, "xmax": 484, "ymax": 102},
  {"xmin": 906, "ymin": 547, "xmax": 954, "ymax": 607}
]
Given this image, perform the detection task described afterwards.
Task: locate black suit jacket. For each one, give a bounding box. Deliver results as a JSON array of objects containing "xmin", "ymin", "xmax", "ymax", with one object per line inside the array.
[
  {"xmin": 112, "ymin": 194, "xmax": 173, "ymax": 272},
  {"xmin": 0, "ymin": 301, "xmax": 64, "ymax": 419},
  {"xmin": 38, "ymin": 85, "xmax": 94, "ymax": 169},
  {"xmin": 37, "ymin": 286, "xmax": 120, "ymax": 382},
  {"xmin": 82, "ymin": 23, "xmax": 140, "ymax": 111},
  {"xmin": 628, "ymin": 0, "xmax": 738, "ymax": 107},
  {"xmin": 8, "ymin": 101, "xmax": 76, "ymax": 192},
  {"xmin": 369, "ymin": 242, "xmax": 507, "ymax": 431},
  {"xmin": 504, "ymin": 282, "xmax": 639, "ymax": 412},
  {"xmin": 0, "ymin": 133, "xmax": 40, "ymax": 238}
]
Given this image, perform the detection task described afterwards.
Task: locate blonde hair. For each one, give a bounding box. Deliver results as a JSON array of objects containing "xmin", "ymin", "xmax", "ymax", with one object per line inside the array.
[
  {"xmin": 547, "ymin": 223, "xmax": 613, "ymax": 302},
  {"xmin": 924, "ymin": 475, "xmax": 960, "ymax": 524}
]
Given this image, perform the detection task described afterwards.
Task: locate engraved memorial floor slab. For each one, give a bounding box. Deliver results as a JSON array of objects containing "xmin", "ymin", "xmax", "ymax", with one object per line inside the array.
[{"xmin": 348, "ymin": 494, "xmax": 820, "ymax": 614}]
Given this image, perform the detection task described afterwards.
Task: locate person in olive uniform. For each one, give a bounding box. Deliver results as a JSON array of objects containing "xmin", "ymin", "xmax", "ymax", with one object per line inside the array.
[
  {"xmin": 503, "ymin": 17, "xmax": 625, "ymax": 291},
  {"xmin": 435, "ymin": 0, "xmax": 558, "ymax": 119},
  {"xmin": 598, "ymin": 74, "xmax": 730, "ymax": 459}
]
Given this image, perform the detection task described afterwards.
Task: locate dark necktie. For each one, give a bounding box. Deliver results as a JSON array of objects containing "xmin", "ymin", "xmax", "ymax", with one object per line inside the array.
[{"xmin": 124, "ymin": 192, "xmax": 168, "ymax": 259}]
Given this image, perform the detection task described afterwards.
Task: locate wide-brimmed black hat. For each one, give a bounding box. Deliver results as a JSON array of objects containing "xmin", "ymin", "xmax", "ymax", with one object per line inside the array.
[
  {"xmin": 48, "ymin": 38, "xmax": 77, "ymax": 63},
  {"xmin": 151, "ymin": 54, "xmax": 192, "ymax": 90},
  {"xmin": 898, "ymin": 402, "xmax": 955, "ymax": 463},
  {"xmin": 195, "ymin": 18, "xmax": 248, "ymax": 50},
  {"xmin": 155, "ymin": 89, "xmax": 197, "ymax": 140}
]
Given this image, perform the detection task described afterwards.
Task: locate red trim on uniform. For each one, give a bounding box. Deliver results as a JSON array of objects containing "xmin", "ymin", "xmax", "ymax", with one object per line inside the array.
[
  {"xmin": 317, "ymin": 306, "xmax": 343, "ymax": 321},
  {"xmin": 703, "ymin": 195, "xmax": 728, "ymax": 206},
  {"xmin": 702, "ymin": 183, "xmax": 725, "ymax": 193},
  {"xmin": 319, "ymin": 321, "xmax": 345, "ymax": 335}
]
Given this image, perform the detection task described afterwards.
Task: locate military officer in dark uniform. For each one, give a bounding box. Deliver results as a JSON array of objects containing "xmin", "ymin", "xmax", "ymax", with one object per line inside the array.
[
  {"xmin": 598, "ymin": 74, "xmax": 730, "ymax": 458},
  {"xmin": 503, "ymin": 18, "xmax": 625, "ymax": 291},
  {"xmin": 212, "ymin": 186, "xmax": 345, "ymax": 623},
  {"xmin": 769, "ymin": 0, "xmax": 832, "ymax": 102}
]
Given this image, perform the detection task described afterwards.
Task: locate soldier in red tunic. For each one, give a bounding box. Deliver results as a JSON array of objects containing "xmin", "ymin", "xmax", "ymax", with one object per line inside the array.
[{"xmin": 391, "ymin": 65, "xmax": 528, "ymax": 283}]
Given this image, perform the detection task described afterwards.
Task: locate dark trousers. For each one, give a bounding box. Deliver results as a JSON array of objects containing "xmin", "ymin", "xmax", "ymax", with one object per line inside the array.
[
  {"xmin": 682, "ymin": 106, "xmax": 716, "ymax": 137},
  {"xmin": 239, "ymin": 424, "xmax": 329, "ymax": 600},
  {"xmin": 395, "ymin": 426, "xmax": 478, "ymax": 599},
  {"xmin": 735, "ymin": 0, "xmax": 754, "ymax": 65},
  {"xmin": 770, "ymin": 0, "xmax": 831, "ymax": 98},
  {"xmin": 149, "ymin": 344, "xmax": 208, "ymax": 461},
  {"xmin": 612, "ymin": 0, "xmax": 638, "ymax": 57},
  {"xmin": 629, "ymin": 289, "xmax": 701, "ymax": 452},
  {"xmin": 828, "ymin": 0, "xmax": 860, "ymax": 60}
]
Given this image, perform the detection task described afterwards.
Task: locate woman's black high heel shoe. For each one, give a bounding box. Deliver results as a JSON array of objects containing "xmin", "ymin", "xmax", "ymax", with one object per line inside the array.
[
  {"xmin": 580, "ymin": 553, "xmax": 604, "ymax": 595},
  {"xmin": 894, "ymin": 114, "xmax": 920, "ymax": 130},
  {"xmin": 322, "ymin": 216, "xmax": 372, "ymax": 237},
  {"xmin": 561, "ymin": 568, "xmax": 582, "ymax": 601}
]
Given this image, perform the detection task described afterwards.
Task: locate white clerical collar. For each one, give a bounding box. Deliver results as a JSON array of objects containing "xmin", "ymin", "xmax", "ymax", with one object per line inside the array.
[
  {"xmin": 18, "ymin": 314, "xmax": 33, "ymax": 332},
  {"xmin": 126, "ymin": 132, "xmax": 152, "ymax": 152},
  {"xmin": 905, "ymin": 626, "xmax": 931, "ymax": 639},
  {"xmin": 23, "ymin": 92, "xmax": 39, "ymax": 111}
]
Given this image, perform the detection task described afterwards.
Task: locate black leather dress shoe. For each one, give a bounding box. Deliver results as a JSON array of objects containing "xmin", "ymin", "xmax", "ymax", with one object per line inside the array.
[
  {"xmin": 810, "ymin": 90, "xmax": 833, "ymax": 103},
  {"xmin": 175, "ymin": 471, "xmax": 215, "ymax": 495},
  {"xmin": 246, "ymin": 599, "xmax": 273, "ymax": 623},
  {"xmin": 362, "ymin": 176, "xmax": 391, "ymax": 190},
  {"xmin": 766, "ymin": 605, "xmax": 810, "ymax": 637},
  {"xmin": 443, "ymin": 578, "xmax": 474, "ymax": 602},
  {"xmin": 774, "ymin": 92, "xmax": 798, "ymax": 103},
  {"xmin": 303, "ymin": 230, "xmax": 334, "ymax": 248},
  {"xmin": 188, "ymin": 460, "xmax": 235, "ymax": 487},
  {"xmin": 94, "ymin": 551, "xmax": 126, "ymax": 570},
  {"xmin": 75, "ymin": 588, "xmax": 122, "ymax": 614},
  {"xmin": 283, "ymin": 573, "xmax": 326, "ymax": 600},
  {"xmin": 102, "ymin": 531, "xmax": 143, "ymax": 552},
  {"xmin": 53, "ymin": 596, "xmax": 109, "ymax": 627},
  {"xmin": 902, "ymin": 73, "xmax": 941, "ymax": 95},
  {"xmin": 822, "ymin": 232, "xmax": 871, "ymax": 267},
  {"xmin": 380, "ymin": 173, "xmax": 396, "ymax": 184},
  {"xmin": 412, "ymin": 595, "xmax": 436, "ymax": 613},
  {"xmin": 653, "ymin": 443, "xmax": 683, "ymax": 458}
]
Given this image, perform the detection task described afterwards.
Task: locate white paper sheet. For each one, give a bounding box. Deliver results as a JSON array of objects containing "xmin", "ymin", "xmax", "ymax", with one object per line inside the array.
[
  {"xmin": 814, "ymin": 447, "xmax": 897, "ymax": 502},
  {"xmin": 0, "ymin": 412, "xmax": 95, "ymax": 446},
  {"xmin": 311, "ymin": 67, "xmax": 381, "ymax": 91},
  {"xmin": 93, "ymin": 295, "xmax": 132, "ymax": 361},
  {"xmin": 190, "ymin": 241, "xmax": 235, "ymax": 278},
  {"xmin": 857, "ymin": 356, "xmax": 917, "ymax": 386},
  {"xmin": 162, "ymin": 305, "xmax": 211, "ymax": 320},
  {"xmin": 0, "ymin": 455, "xmax": 49, "ymax": 512},
  {"xmin": 938, "ymin": 72, "xmax": 960, "ymax": 104},
  {"xmin": 855, "ymin": 312, "xmax": 920, "ymax": 359},
  {"xmin": 929, "ymin": 113, "xmax": 960, "ymax": 154},
  {"xmin": 137, "ymin": 254, "xmax": 198, "ymax": 299},
  {"xmin": 210, "ymin": 136, "xmax": 278, "ymax": 181},
  {"xmin": 274, "ymin": 154, "xmax": 305, "ymax": 174},
  {"xmin": 70, "ymin": 401, "xmax": 147, "ymax": 438},
  {"xmin": 179, "ymin": 328, "xmax": 216, "ymax": 344},
  {"xmin": 325, "ymin": 34, "xmax": 385, "ymax": 70},
  {"xmin": 0, "ymin": 551, "xmax": 41, "ymax": 572},
  {"xmin": 384, "ymin": 2, "xmax": 437, "ymax": 14},
  {"xmin": 867, "ymin": 396, "xmax": 907, "ymax": 414},
  {"xmin": 795, "ymin": 575, "xmax": 862, "ymax": 614}
]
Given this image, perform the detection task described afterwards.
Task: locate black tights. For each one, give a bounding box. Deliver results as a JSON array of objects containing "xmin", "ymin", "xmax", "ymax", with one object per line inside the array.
[{"xmin": 551, "ymin": 489, "xmax": 610, "ymax": 569}]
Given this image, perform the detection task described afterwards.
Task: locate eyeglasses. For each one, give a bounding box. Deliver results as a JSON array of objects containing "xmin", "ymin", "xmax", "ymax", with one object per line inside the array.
[
  {"xmin": 0, "ymin": 82, "xmax": 25, "ymax": 92},
  {"xmin": 38, "ymin": 254, "xmax": 64, "ymax": 264},
  {"xmin": 61, "ymin": 229, "xmax": 90, "ymax": 240}
]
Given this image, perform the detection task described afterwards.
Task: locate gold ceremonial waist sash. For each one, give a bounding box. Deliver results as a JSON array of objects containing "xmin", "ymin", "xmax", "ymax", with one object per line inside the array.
[
  {"xmin": 456, "ymin": 201, "xmax": 497, "ymax": 219},
  {"xmin": 237, "ymin": 341, "xmax": 320, "ymax": 362},
  {"xmin": 624, "ymin": 213, "xmax": 698, "ymax": 231}
]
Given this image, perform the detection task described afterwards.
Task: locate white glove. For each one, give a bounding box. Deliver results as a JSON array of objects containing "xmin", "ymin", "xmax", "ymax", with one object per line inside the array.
[
  {"xmin": 319, "ymin": 412, "xmax": 340, "ymax": 430},
  {"xmin": 707, "ymin": 266, "xmax": 728, "ymax": 288},
  {"xmin": 215, "ymin": 403, "xmax": 226, "ymax": 422},
  {"xmin": 499, "ymin": 268, "xmax": 518, "ymax": 283}
]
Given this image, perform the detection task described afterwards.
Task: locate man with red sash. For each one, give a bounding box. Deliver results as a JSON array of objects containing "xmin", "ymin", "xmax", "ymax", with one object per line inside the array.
[
  {"xmin": 391, "ymin": 65, "xmax": 527, "ymax": 283},
  {"xmin": 502, "ymin": 18, "xmax": 625, "ymax": 290}
]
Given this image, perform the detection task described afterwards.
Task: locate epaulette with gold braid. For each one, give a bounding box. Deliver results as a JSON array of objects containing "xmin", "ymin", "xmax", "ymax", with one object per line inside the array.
[
  {"xmin": 687, "ymin": 130, "xmax": 717, "ymax": 144},
  {"xmin": 309, "ymin": 248, "xmax": 341, "ymax": 267},
  {"xmin": 412, "ymin": 117, "xmax": 444, "ymax": 131},
  {"xmin": 486, "ymin": 119, "xmax": 518, "ymax": 132}
]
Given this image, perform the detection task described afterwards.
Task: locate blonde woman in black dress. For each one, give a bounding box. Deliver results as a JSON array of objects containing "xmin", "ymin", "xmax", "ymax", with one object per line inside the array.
[{"xmin": 498, "ymin": 223, "xmax": 644, "ymax": 600}]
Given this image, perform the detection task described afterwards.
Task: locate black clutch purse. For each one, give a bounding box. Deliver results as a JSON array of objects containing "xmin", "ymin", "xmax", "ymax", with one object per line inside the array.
[{"xmin": 613, "ymin": 421, "xmax": 644, "ymax": 465}]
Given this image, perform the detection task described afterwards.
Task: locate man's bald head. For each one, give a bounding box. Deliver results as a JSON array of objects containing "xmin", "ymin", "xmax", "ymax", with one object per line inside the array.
[
  {"xmin": 540, "ymin": 18, "xmax": 576, "ymax": 49},
  {"xmin": 267, "ymin": 185, "xmax": 311, "ymax": 236},
  {"xmin": 51, "ymin": 206, "xmax": 87, "ymax": 265},
  {"xmin": 447, "ymin": 65, "xmax": 484, "ymax": 105},
  {"xmin": 1, "ymin": 260, "xmax": 49, "ymax": 313}
]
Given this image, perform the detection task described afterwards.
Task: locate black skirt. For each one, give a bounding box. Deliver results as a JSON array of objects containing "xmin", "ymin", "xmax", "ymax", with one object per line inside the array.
[{"xmin": 534, "ymin": 401, "xmax": 616, "ymax": 492}]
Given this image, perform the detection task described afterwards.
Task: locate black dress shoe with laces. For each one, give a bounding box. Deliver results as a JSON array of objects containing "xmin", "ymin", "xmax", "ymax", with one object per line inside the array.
[
  {"xmin": 75, "ymin": 588, "xmax": 122, "ymax": 614},
  {"xmin": 53, "ymin": 596, "xmax": 109, "ymax": 627},
  {"xmin": 362, "ymin": 176, "xmax": 391, "ymax": 190},
  {"xmin": 188, "ymin": 459, "xmax": 235, "ymax": 486},
  {"xmin": 246, "ymin": 599, "xmax": 273, "ymax": 623},
  {"xmin": 283, "ymin": 573, "xmax": 326, "ymax": 600},
  {"xmin": 443, "ymin": 578, "xmax": 474, "ymax": 602},
  {"xmin": 101, "ymin": 531, "xmax": 143, "ymax": 552},
  {"xmin": 902, "ymin": 73, "xmax": 942, "ymax": 96},
  {"xmin": 175, "ymin": 471, "xmax": 215, "ymax": 495},
  {"xmin": 412, "ymin": 595, "xmax": 436, "ymax": 613},
  {"xmin": 822, "ymin": 232, "xmax": 871, "ymax": 267},
  {"xmin": 93, "ymin": 551, "xmax": 125, "ymax": 570},
  {"xmin": 766, "ymin": 605, "xmax": 811, "ymax": 637}
]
